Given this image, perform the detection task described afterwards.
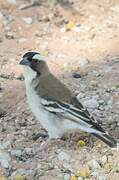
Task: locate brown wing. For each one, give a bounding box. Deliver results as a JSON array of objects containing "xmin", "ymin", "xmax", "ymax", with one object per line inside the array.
[{"xmin": 32, "ymin": 73, "xmax": 73, "ymax": 103}]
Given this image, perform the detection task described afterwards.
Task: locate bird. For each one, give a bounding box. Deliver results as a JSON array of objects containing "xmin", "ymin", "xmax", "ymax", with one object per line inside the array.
[{"xmin": 19, "ymin": 51, "xmax": 118, "ymax": 148}]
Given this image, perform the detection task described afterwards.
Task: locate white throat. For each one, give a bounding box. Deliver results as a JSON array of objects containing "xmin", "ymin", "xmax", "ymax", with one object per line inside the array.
[{"xmin": 23, "ymin": 66, "xmax": 37, "ymax": 85}]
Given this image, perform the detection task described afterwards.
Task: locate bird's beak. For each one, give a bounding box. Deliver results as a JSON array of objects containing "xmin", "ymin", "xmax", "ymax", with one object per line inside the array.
[{"xmin": 19, "ymin": 57, "xmax": 30, "ymax": 66}]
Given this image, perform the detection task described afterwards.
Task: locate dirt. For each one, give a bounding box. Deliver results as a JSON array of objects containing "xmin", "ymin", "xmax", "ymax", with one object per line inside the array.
[{"xmin": 0, "ymin": 0, "xmax": 119, "ymax": 180}]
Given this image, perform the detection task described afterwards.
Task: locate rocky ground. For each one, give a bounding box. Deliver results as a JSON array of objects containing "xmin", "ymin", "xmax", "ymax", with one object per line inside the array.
[{"xmin": 0, "ymin": 0, "xmax": 119, "ymax": 179}]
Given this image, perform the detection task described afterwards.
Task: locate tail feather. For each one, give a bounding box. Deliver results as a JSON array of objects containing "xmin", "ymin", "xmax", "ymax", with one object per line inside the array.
[{"xmin": 92, "ymin": 132, "xmax": 118, "ymax": 148}]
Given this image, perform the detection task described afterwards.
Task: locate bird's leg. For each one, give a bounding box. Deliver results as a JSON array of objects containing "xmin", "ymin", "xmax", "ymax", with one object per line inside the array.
[{"xmin": 87, "ymin": 134, "xmax": 94, "ymax": 148}]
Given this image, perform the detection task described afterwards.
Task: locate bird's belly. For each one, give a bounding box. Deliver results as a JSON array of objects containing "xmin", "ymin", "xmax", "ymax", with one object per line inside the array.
[{"xmin": 26, "ymin": 88, "xmax": 58, "ymax": 130}]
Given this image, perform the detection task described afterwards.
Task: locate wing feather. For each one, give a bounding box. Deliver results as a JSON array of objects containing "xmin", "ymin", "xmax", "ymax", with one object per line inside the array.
[{"xmin": 41, "ymin": 98, "xmax": 105, "ymax": 133}]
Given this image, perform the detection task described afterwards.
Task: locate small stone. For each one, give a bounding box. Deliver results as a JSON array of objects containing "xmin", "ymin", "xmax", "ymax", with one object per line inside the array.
[
  {"xmin": 21, "ymin": 129, "xmax": 28, "ymax": 136},
  {"xmin": 98, "ymin": 100, "xmax": 105, "ymax": 105},
  {"xmin": 72, "ymin": 27, "xmax": 81, "ymax": 33},
  {"xmin": 78, "ymin": 177, "xmax": 83, "ymax": 180},
  {"xmin": 0, "ymin": 149, "xmax": 11, "ymax": 168},
  {"xmin": 90, "ymin": 80, "xmax": 98, "ymax": 87},
  {"xmin": 73, "ymin": 73, "xmax": 82, "ymax": 78},
  {"xmin": 0, "ymin": 158, "xmax": 10, "ymax": 168},
  {"xmin": 111, "ymin": 5, "xmax": 119, "ymax": 13},
  {"xmin": 79, "ymin": 58, "xmax": 89, "ymax": 67},
  {"xmin": 0, "ymin": 141, "xmax": 11, "ymax": 150},
  {"xmin": 24, "ymin": 148, "xmax": 33, "ymax": 155},
  {"xmin": 88, "ymin": 159, "xmax": 101, "ymax": 170},
  {"xmin": 58, "ymin": 151, "xmax": 70, "ymax": 161},
  {"xmin": 11, "ymin": 149, "xmax": 23, "ymax": 157},
  {"xmin": 101, "ymin": 155, "xmax": 108, "ymax": 165},
  {"xmin": 91, "ymin": 171, "xmax": 99, "ymax": 177},
  {"xmin": 98, "ymin": 175, "xmax": 108, "ymax": 180},
  {"xmin": 61, "ymin": 27, "xmax": 66, "ymax": 32},
  {"xmin": 18, "ymin": 4, "xmax": 28, "ymax": 10},
  {"xmin": 64, "ymin": 174, "xmax": 70, "ymax": 180},
  {"xmin": 5, "ymin": 15, "xmax": 15, "ymax": 24},
  {"xmin": 76, "ymin": 93, "xmax": 85, "ymax": 99},
  {"xmin": 110, "ymin": 123, "xmax": 117, "ymax": 130},
  {"xmin": 22, "ymin": 17, "xmax": 33, "ymax": 24},
  {"xmin": 7, "ymin": 0, "xmax": 16, "ymax": 4},
  {"xmin": 5, "ymin": 32, "xmax": 14, "ymax": 39},
  {"xmin": 83, "ymin": 99, "xmax": 99, "ymax": 109}
]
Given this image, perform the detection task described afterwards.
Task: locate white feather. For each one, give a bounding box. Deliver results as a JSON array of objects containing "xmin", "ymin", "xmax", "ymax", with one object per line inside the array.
[{"xmin": 23, "ymin": 66, "xmax": 37, "ymax": 84}]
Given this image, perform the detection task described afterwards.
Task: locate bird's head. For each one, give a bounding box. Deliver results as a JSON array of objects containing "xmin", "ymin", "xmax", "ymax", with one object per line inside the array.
[{"xmin": 19, "ymin": 51, "xmax": 49, "ymax": 76}]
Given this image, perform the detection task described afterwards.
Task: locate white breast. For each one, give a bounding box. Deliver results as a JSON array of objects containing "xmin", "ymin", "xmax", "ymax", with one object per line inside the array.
[
  {"xmin": 23, "ymin": 66, "xmax": 43, "ymax": 118},
  {"xmin": 23, "ymin": 66, "xmax": 37, "ymax": 84}
]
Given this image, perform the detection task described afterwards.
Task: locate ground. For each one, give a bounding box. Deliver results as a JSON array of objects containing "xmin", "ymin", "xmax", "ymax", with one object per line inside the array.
[{"xmin": 0, "ymin": 0, "xmax": 119, "ymax": 180}]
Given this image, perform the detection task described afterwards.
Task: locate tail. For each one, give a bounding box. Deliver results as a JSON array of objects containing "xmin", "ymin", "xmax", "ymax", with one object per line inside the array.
[{"xmin": 92, "ymin": 132, "xmax": 118, "ymax": 148}]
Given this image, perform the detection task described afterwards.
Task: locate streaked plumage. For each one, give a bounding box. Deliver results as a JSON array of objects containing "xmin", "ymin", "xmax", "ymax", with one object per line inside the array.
[{"xmin": 19, "ymin": 52, "xmax": 118, "ymax": 148}]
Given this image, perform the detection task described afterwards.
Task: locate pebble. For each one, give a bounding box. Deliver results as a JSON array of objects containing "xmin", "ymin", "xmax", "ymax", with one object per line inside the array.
[
  {"xmin": 110, "ymin": 123, "xmax": 117, "ymax": 130},
  {"xmin": 72, "ymin": 26, "xmax": 81, "ymax": 33},
  {"xmin": 7, "ymin": 0, "xmax": 16, "ymax": 4},
  {"xmin": 5, "ymin": 32, "xmax": 14, "ymax": 39},
  {"xmin": 83, "ymin": 99, "xmax": 99, "ymax": 109},
  {"xmin": 0, "ymin": 141, "xmax": 11, "ymax": 150},
  {"xmin": 73, "ymin": 72, "xmax": 82, "ymax": 78},
  {"xmin": 77, "ymin": 93, "xmax": 85, "ymax": 99},
  {"xmin": 0, "ymin": 158, "xmax": 10, "ymax": 168},
  {"xmin": 111, "ymin": 5, "xmax": 119, "ymax": 12},
  {"xmin": 98, "ymin": 100, "xmax": 105, "ymax": 105},
  {"xmin": 78, "ymin": 58, "xmax": 89, "ymax": 67},
  {"xmin": 64, "ymin": 174, "xmax": 70, "ymax": 180},
  {"xmin": 101, "ymin": 155, "xmax": 108, "ymax": 165},
  {"xmin": 98, "ymin": 175, "xmax": 108, "ymax": 180},
  {"xmin": 18, "ymin": 4, "xmax": 28, "ymax": 10},
  {"xmin": 78, "ymin": 177, "xmax": 83, "ymax": 180},
  {"xmin": 61, "ymin": 27, "xmax": 66, "ymax": 32},
  {"xmin": 24, "ymin": 148, "xmax": 33, "ymax": 155},
  {"xmin": 88, "ymin": 159, "xmax": 101, "ymax": 170},
  {"xmin": 0, "ymin": 149, "xmax": 11, "ymax": 168},
  {"xmin": 58, "ymin": 151, "xmax": 70, "ymax": 161},
  {"xmin": 11, "ymin": 149, "xmax": 23, "ymax": 157},
  {"xmin": 91, "ymin": 171, "xmax": 99, "ymax": 177},
  {"xmin": 4, "ymin": 15, "xmax": 15, "ymax": 25},
  {"xmin": 22, "ymin": 17, "xmax": 33, "ymax": 24},
  {"xmin": 90, "ymin": 80, "xmax": 98, "ymax": 86}
]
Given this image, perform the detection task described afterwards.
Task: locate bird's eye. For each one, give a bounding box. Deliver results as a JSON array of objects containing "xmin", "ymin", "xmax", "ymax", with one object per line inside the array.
[{"xmin": 33, "ymin": 59, "xmax": 38, "ymax": 63}]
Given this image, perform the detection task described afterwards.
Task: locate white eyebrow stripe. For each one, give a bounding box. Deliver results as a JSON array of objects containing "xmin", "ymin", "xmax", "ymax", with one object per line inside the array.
[{"xmin": 32, "ymin": 54, "xmax": 45, "ymax": 61}]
